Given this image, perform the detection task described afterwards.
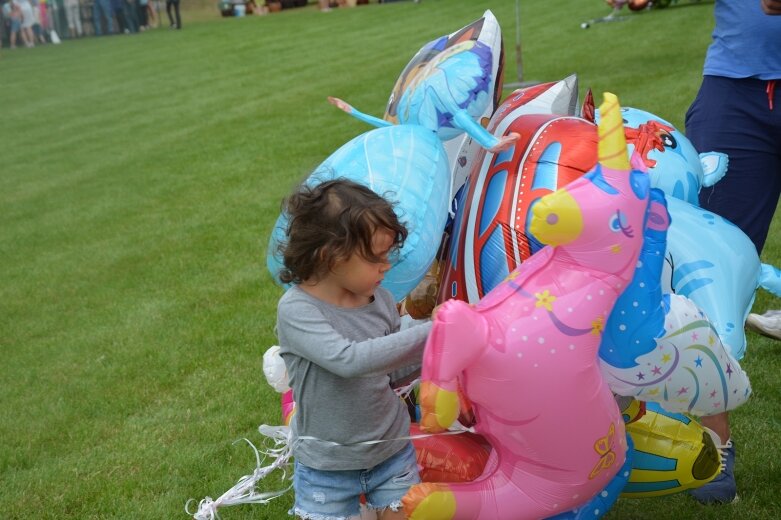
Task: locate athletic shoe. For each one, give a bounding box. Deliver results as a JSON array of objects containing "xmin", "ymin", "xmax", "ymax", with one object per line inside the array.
[
  {"xmin": 690, "ymin": 440, "xmax": 738, "ymax": 504},
  {"xmin": 746, "ymin": 310, "xmax": 781, "ymax": 341}
]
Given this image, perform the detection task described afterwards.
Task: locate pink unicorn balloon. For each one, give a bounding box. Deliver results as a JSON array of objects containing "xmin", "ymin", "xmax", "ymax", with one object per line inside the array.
[{"xmin": 402, "ymin": 93, "xmax": 651, "ymax": 520}]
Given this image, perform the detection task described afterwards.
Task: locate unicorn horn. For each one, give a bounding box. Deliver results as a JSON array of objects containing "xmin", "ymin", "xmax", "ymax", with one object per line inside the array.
[{"xmin": 598, "ymin": 92, "xmax": 630, "ymax": 172}]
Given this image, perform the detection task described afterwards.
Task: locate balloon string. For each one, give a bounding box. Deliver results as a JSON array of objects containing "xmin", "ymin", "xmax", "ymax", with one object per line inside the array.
[
  {"xmin": 186, "ymin": 427, "xmax": 294, "ymax": 520},
  {"xmin": 187, "ymin": 422, "xmax": 474, "ymax": 519},
  {"xmin": 393, "ymin": 377, "xmax": 420, "ymax": 400},
  {"xmin": 295, "ymin": 425, "xmax": 475, "ymax": 447}
]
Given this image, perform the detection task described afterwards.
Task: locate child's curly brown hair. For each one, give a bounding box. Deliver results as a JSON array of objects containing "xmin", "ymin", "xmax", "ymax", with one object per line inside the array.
[{"xmin": 278, "ymin": 178, "xmax": 408, "ymax": 285}]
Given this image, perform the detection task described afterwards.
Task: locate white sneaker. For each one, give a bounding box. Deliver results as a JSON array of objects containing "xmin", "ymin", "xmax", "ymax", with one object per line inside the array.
[{"xmin": 746, "ymin": 310, "xmax": 781, "ymax": 341}]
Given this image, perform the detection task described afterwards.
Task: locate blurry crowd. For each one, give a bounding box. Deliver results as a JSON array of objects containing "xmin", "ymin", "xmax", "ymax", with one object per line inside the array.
[{"xmin": 0, "ymin": 0, "xmax": 179, "ymax": 49}]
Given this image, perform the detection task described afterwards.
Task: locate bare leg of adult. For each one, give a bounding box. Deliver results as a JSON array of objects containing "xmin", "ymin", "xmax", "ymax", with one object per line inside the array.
[
  {"xmin": 147, "ymin": 3, "xmax": 156, "ymax": 26},
  {"xmin": 702, "ymin": 412, "xmax": 730, "ymax": 444},
  {"xmin": 22, "ymin": 27, "xmax": 34, "ymax": 47}
]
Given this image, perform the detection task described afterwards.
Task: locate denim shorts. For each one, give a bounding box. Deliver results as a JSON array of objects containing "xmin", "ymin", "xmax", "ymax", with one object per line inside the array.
[{"xmin": 291, "ymin": 442, "xmax": 420, "ymax": 520}]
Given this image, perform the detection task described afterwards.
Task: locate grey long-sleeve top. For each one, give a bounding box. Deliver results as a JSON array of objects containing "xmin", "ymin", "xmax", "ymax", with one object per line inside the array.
[{"xmin": 277, "ymin": 285, "xmax": 431, "ymax": 470}]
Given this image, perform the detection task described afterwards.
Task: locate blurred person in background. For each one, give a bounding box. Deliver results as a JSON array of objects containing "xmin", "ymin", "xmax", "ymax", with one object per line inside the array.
[
  {"xmin": 92, "ymin": 0, "xmax": 114, "ymax": 35},
  {"xmin": 165, "ymin": 0, "xmax": 179, "ymax": 28},
  {"xmin": 64, "ymin": 0, "xmax": 82, "ymax": 38},
  {"xmin": 17, "ymin": 0, "xmax": 35, "ymax": 46},
  {"xmin": 123, "ymin": 0, "xmax": 139, "ymax": 32},
  {"xmin": 136, "ymin": 0, "xmax": 149, "ymax": 29},
  {"xmin": 30, "ymin": 0, "xmax": 46, "ymax": 43},
  {"xmin": 2, "ymin": 0, "xmax": 23, "ymax": 49}
]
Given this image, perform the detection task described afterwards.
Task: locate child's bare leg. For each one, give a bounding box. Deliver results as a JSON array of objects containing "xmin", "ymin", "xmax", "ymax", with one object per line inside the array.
[{"xmin": 378, "ymin": 508, "xmax": 406, "ymax": 520}]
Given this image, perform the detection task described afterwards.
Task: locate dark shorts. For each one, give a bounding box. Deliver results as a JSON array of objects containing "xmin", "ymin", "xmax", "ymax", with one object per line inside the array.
[
  {"xmin": 685, "ymin": 75, "xmax": 781, "ymax": 253},
  {"xmin": 291, "ymin": 442, "xmax": 420, "ymax": 520}
]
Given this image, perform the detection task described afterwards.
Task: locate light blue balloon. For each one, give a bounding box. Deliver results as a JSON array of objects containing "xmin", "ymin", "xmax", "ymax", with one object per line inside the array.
[
  {"xmin": 664, "ymin": 196, "xmax": 766, "ymax": 360},
  {"xmin": 595, "ymin": 107, "xmax": 728, "ymax": 206},
  {"xmin": 266, "ymin": 125, "xmax": 451, "ymax": 301},
  {"xmin": 395, "ymin": 40, "xmax": 496, "ymax": 148}
]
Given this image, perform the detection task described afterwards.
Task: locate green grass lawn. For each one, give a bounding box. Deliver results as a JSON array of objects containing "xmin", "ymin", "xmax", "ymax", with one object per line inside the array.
[{"xmin": 2, "ymin": 0, "xmax": 780, "ymax": 518}]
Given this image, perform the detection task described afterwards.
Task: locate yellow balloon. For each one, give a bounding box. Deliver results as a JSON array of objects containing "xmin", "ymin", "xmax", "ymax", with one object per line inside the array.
[{"xmin": 622, "ymin": 403, "xmax": 721, "ymax": 498}]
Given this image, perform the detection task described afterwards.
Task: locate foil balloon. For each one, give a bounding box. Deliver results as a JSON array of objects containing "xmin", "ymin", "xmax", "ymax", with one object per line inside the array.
[
  {"xmin": 263, "ymin": 347, "xmax": 296, "ymax": 425},
  {"xmin": 439, "ymin": 85, "xmax": 597, "ymax": 304},
  {"xmin": 281, "ymin": 389, "xmax": 295, "ymax": 426},
  {"xmin": 346, "ymin": 11, "xmax": 513, "ymax": 154},
  {"xmin": 265, "ymin": 125, "xmax": 451, "ymax": 301},
  {"xmin": 410, "ymin": 423, "xmax": 491, "ymax": 483},
  {"xmin": 449, "ymin": 74, "xmax": 580, "ymax": 203},
  {"xmin": 262, "ymin": 346, "xmax": 290, "ymax": 393},
  {"xmin": 662, "ymin": 196, "xmax": 781, "ymax": 359},
  {"xmin": 407, "ymin": 76, "xmax": 583, "ymax": 317},
  {"xmin": 384, "ymin": 10, "xmax": 505, "ymax": 201},
  {"xmin": 622, "ymin": 402, "xmax": 721, "ymax": 498},
  {"xmin": 546, "ymin": 438, "xmax": 634, "ymax": 520},
  {"xmin": 402, "ymin": 93, "xmax": 646, "ymax": 520},
  {"xmin": 600, "ymin": 190, "xmax": 752, "ymax": 415},
  {"xmin": 590, "ymin": 104, "xmax": 728, "ymax": 206}
]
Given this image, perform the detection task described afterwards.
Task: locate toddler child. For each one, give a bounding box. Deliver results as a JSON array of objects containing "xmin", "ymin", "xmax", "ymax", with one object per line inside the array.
[{"xmin": 276, "ymin": 178, "xmax": 432, "ymax": 520}]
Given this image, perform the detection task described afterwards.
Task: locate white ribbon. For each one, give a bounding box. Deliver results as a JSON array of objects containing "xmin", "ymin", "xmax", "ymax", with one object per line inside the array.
[
  {"xmin": 186, "ymin": 420, "xmax": 475, "ymax": 519},
  {"xmin": 186, "ymin": 427, "xmax": 294, "ymax": 520}
]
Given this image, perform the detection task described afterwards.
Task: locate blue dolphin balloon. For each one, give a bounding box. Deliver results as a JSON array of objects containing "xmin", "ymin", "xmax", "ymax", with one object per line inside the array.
[{"xmin": 664, "ymin": 196, "xmax": 781, "ymax": 359}]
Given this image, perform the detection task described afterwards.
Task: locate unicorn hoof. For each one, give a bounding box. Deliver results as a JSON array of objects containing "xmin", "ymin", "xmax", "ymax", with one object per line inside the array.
[
  {"xmin": 403, "ymin": 483, "xmax": 456, "ymax": 520},
  {"xmin": 419, "ymin": 381, "xmax": 459, "ymax": 432}
]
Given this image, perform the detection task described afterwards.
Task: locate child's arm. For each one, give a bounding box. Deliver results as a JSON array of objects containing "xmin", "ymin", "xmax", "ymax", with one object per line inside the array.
[{"xmin": 277, "ymin": 301, "xmax": 431, "ymax": 379}]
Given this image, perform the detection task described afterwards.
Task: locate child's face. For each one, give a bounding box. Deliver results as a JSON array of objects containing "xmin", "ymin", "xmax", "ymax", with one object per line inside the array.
[{"xmin": 329, "ymin": 228, "xmax": 395, "ymax": 302}]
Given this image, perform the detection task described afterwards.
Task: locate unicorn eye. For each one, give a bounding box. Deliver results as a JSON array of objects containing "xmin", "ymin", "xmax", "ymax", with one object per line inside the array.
[
  {"xmin": 661, "ymin": 133, "xmax": 677, "ymax": 148},
  {"xmin": 609, "ymin": 210, "xmax": 634, "ymax": 238},
  {"xmin": 609, "ymin": 214, "xmax": 624, "ymax": 233}
]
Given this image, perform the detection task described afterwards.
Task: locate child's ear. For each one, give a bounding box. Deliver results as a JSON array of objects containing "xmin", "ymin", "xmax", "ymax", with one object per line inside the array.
[
  {"xmin": 316, "ymin": 245, "xmax": 341, "ymax": 271},
  {"xmin": 315, "ymin": 245, "xmax": 330, "ymax": 262}
]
